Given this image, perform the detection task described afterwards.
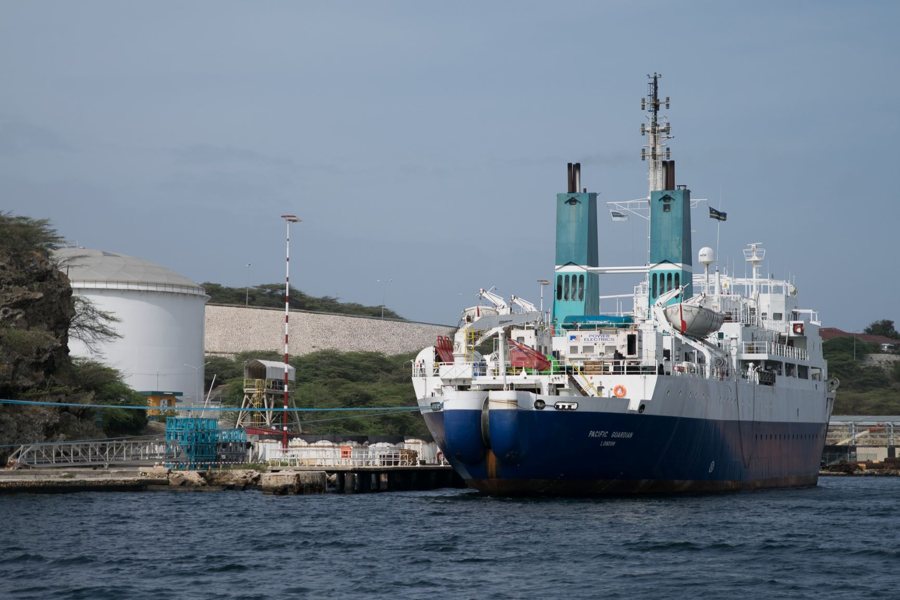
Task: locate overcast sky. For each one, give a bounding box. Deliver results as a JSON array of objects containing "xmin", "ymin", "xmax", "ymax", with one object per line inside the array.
[{"xmin": 2, "ymin": 1, "xmax": 898, "ymax": 330}]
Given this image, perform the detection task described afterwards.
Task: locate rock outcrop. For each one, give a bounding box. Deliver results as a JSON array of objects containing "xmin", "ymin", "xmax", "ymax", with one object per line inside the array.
[{"xmin": 0, "ymin": 240, "xmax": 73, "ymax": 392}]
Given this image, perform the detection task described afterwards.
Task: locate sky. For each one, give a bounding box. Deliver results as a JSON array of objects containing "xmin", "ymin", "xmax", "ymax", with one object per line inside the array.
[{"xmin": 2, "ymin": 1, "xmax": 898, "ymax": 330}]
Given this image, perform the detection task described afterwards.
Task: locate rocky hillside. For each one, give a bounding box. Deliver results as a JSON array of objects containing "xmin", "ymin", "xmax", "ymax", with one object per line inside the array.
[
  {"xmin": 0, "ymin": 218, "xmax": 73, "ymax": 391},
  {"xmin": 0, "ymin": 214, "xmax": 145, "ymax": 460}
]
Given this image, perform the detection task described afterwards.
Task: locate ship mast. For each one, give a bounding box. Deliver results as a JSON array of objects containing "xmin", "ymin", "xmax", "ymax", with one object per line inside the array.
[{"xmin": 641, "ymin": 72, "xmax": 672, "ymax": 193}]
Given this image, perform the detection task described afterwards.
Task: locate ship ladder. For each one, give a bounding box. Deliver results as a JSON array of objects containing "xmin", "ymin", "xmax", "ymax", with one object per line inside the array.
[
  {"xmin": 466, "ymin": 329, "xmax": 478, "ymax": 361},
  {"xmin": 570, "ymin": 370, "xmax": 599, "ymax": 397}
]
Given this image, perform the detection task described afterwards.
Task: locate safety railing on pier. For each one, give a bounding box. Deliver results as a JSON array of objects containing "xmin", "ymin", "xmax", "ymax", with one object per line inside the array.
[
  {"xmin": 7, "ymin": 437, "xmax": 167, "ymax": 469},
  {"xmin": 255, "ymin": 444, "xmax": 434, "ymax": 468},
  {"xmin": 826, "ymin": 421, "xmax": 897, "ymax": 447}
]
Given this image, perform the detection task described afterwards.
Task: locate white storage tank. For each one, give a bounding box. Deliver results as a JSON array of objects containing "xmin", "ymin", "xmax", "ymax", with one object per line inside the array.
[{"xmin": 56, "ymin": 248, "xmax": 208, "ymax": 404}]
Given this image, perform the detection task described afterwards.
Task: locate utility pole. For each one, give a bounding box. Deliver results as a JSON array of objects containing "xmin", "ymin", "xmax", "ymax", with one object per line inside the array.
[{"xmin": 280, "ymin": 214, "xmax": 300, "ymax": 450}]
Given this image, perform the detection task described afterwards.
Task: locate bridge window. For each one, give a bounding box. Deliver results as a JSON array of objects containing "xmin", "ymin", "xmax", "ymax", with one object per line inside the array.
[
  {"xmin": 674, "ymin": 273, "xmax": 680, "ymax": 289},
  {"xmin": 666, "ymin": 273, "xmax": 673, "ymax": 292},
  {"xmin": 564, "ymin": 275, "xmax": 570, "ymax": 301},
  {"xmin": 556, "ymin": 275, "xmax": 563, "ymax": 300},
  {"xmin": 651, "ymin": 273, "xmax": 658, "ymax": 298},
  {"xmin": 578, "ymin": 274, "xmax": 585, "ymax": 300}
]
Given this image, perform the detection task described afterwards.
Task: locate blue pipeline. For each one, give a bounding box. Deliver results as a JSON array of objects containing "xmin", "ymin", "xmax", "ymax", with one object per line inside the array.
[{"xmin": 0, "ymin": 399, "xmax": 419, "ymax": 413}]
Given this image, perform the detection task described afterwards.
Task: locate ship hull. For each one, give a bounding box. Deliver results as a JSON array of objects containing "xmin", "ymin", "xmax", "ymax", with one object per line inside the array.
[{"xmin": 417, "ymin": 386, "xmax": 830, "ymax": 495}]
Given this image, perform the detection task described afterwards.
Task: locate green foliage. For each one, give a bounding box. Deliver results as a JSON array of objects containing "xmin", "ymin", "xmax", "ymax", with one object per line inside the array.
[
  {"xmin": 825, "ymin": 337, "xmax": 900, "ymax": 414},
  {"xmin": 0, "ymin": 212, "xmax": 64, "ymax": 252},
  {"xmin": 863, "ymin": 319, "xmax": 899, "ymax": 339},
  {"xmin": 207, "ymin": 349, "xmax": 428, "ymax": 438},
  {"xmin": 833, "ymin": 389, "xmax": 900, "ymax": 416},
  {"xmin": 60, "ymin": 360, "xmax": 148, "ymax": 437},
  {"xmin": 823, "ymin": 338, "xmax": 884, "ymax": 390},
  {"xmin": 824, "ymin": 336, "xmax": 876, "ymax": 361},
  {"xmin": 202, "ymin": 282, "xmax": 404, "ymax": 319},
  {"xmin": 204, "ymin": 355, "xmax": 245, "ymax": 390}
]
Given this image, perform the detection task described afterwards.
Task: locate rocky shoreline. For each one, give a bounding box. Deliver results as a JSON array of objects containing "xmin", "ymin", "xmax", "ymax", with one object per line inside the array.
[{"xmin": 820, "ymin": 460, "xmax": 900, "ymax": 477}]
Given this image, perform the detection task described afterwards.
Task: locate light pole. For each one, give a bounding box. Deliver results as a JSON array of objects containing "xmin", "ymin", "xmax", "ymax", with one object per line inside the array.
[
  {"xmin": 245, "ymin": 263, "xmax": 252, "ymax": 306},
  {"xmin": 377, "ymin": 278, "xmax": 392, "ymax": 319},
  {"xmin": 538, "ymin": 279, "xmax": 550, "ymax": 323},
  {"xmin": 280, "ymin": 214, "xmax": 300, "ymax": 450}
]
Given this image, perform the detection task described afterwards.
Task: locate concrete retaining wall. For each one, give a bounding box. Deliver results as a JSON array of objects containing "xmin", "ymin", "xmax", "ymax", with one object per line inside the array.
[{"xmin": 205, "ymin": 304, "xmax": 454, "ymax": 358}]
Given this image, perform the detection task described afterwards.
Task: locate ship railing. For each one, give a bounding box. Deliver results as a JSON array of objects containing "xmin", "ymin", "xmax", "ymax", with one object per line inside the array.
[
  {"xmin": 741, "ymin": 341, "xmax": 808, "ymax": 361},
  {"xmin": 570, "ymin": 360, "xmax": 658, "ymax": 375},
  {"xmin": 438, "ymin": 362, "xmax": 478, "ymax": 380},
  {"xmin": 430, "ymin": 358, "xmax": 674, "ymax": 379},
  {"xmin": 671, "ymin": 362, "xmax": 707, "ymax": 378}
]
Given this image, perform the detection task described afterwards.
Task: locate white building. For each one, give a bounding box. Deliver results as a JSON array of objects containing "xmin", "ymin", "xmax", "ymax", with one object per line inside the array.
[{"xmin": 56, "ymin": 248, "xmax": 208, "ymax": 404}]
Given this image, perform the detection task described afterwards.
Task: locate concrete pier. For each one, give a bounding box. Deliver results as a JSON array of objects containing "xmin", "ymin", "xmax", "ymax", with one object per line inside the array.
[
  {"xmin": 329, "ymin": 466, "xmax": 463, "ymax": 493},
  {"xmin": 0, "ymin": 465, "xmax": 464, "ymax": 495},
  {"xmin": 0, "ymin": 467, "xmax": 169, "ymax": 493}
]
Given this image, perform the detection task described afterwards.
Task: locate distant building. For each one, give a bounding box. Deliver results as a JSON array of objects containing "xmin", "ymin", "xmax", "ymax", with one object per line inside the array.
[{"xmin": 820, "ymin": 327, "xmax": 899, "ymax": 348}]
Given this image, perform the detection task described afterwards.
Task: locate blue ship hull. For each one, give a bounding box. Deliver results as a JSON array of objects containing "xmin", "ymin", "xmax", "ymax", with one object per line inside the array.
[{"xmin": 423, "ymin": 409, "xmax": 827, "ymax": 495}]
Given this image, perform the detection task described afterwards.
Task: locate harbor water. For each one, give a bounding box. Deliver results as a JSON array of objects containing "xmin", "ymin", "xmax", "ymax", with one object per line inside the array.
[{"xmin": 1, "ymin": 476, "xmax": 899, "ymax": 599}]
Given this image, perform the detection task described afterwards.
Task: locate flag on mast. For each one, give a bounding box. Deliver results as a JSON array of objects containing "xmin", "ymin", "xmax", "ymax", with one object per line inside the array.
[{"xmin": 709, "ymin": 207, "xmax": 727, "ymax": 221}]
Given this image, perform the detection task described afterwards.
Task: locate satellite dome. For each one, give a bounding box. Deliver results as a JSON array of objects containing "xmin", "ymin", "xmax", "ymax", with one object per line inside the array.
[{"xmin": 698, "ymin": 247, "xmax": 715, "ymax": 266}]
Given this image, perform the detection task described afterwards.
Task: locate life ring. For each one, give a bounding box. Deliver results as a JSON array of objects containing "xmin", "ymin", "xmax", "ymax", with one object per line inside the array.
[{"xmin": 613, "ymin": 385, "xmax": 627, "ymax": 398}]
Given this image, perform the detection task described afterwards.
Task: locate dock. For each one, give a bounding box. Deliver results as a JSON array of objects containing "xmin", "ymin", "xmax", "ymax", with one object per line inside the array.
[{"xmin": 0, "ymin": 465, "xmax": 464, "ymax": 495}]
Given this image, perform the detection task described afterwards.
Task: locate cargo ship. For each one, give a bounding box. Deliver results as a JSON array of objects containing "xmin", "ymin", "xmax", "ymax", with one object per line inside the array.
[{"xmin": 411, "ymin": 74, "xmax": 838, "ymax": 494}]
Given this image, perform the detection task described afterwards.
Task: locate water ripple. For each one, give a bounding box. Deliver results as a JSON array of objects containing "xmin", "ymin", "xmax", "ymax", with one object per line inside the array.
[{"xmin": 1, "ymin": 477, "xmax": 899, "ymax": 599}]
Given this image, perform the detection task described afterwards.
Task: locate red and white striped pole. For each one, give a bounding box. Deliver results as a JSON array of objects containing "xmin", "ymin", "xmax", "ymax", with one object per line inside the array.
[{"xmin": 281, "ymin": 214, "xmax": 300, "ymax": 451}]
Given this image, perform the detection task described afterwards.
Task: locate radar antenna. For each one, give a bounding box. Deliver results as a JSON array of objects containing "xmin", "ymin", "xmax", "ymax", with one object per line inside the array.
[{"xmin": 640, "ymin": 72, "xmax": 672, "ymax": 193}]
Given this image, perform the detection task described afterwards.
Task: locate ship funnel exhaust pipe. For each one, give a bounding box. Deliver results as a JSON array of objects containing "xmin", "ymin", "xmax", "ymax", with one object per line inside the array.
[
  {"xmin": 566, "ymin": 162, "xmax": 582, "ymax": 193},
  {"xmin": 663, "ymin": 160, "xmax": 675, "ymax": 190}
]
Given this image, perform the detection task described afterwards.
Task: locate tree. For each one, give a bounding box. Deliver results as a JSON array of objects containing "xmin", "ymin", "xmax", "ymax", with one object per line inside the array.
[
  {"xmin": 0, "ymin": 213, "xmax": 146, "ymax": 457},
  {"xmin": 69, "ymin": 296, "xmax": 121, "ymax": 353},
  {"xmin": 205, "ymin": 349, "xmax": 429, "ymax": 437},
  {"xmin": 863, "ymin": 319, "xmax": 899, "ymax": 339}
]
